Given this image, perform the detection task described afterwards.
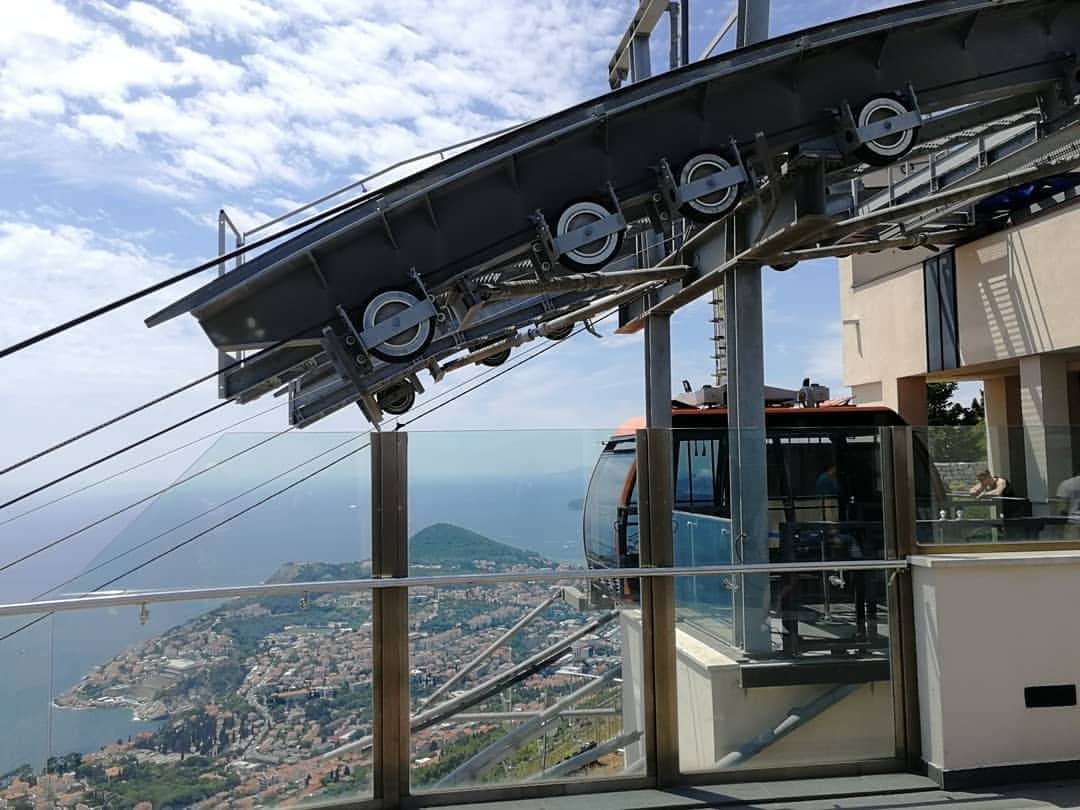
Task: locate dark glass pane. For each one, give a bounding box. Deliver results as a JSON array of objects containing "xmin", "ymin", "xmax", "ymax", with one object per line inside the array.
[{"xmin": 924, "ymin": 255, "xmax": 943, "ymax": 371}]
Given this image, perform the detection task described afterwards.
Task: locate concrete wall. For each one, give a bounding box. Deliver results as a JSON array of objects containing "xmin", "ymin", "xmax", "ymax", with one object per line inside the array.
[
  {"xmin": 956, "ymin": 207, "xmax": 1080, "ymax": 366},
  {"xmin": 673, "ymin": 629, "xmax": 894, "ymax": 772},
  {"xmin": 620, "ymin": 614, "xmax": 896, "ymax": 774},
  {"xmin": 840, "ymin": 252, "xmax": 928, "ymax": 406},
  {"xmin": 912, "ymin": 552, "xmax": 1080, "ymax": 779},
  {"xmin": 841, "ymin": 204, "xmax": 1080, "ymax": 416}
]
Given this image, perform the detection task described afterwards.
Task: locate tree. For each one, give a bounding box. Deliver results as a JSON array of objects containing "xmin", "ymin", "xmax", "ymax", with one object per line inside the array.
[{"xmin": 927, "ymin": 382, "xmax": 986, "ymax": 461}]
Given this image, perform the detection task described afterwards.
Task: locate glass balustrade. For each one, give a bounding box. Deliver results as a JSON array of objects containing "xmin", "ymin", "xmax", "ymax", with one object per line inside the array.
[
  {"xmin": 0, "ymin": 422, "xmax": 960, "ymax": 806},
  {"xmin": 407, "ymin": 577, "xmax": 644, "ymax": 792},
  {"xmin": 915, "ymin": 424, "xmax": 1080, "ymax": 545}
]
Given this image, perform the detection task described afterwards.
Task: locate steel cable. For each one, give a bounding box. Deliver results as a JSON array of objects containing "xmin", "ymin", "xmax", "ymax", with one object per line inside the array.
[
  {"xmin": 0, "ymin": 400, "xmax": 286, "ymax": 528},
  {"xmin": 0, "ymin": 318, "xmax": 601, "ymax": 580},
  {"xmin": 0, "ymin": 122, "xmax": 531, "ymax": 362},
  {"xmin": 0, "ymin": 427, "xmax": 296, "ymax": 574},
  {"xmin": 0, "ymin": 315, "xmax": 611, "ymax": 640}
]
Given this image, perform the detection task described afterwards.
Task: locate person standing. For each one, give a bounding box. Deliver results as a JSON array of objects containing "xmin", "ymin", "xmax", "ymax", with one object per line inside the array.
[{"xmin": 969, "ymin": 469, "xmax": 1012, "ymax": 500}]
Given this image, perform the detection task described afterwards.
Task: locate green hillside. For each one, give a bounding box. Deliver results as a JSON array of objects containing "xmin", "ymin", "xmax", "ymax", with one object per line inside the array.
[
  {"xmin": 265, "ymin": 560, "xmax": 370, "ymax": 584},
  {"xmin": 410, "ymin": 522, "xmax": 549, "ymax": 571},
  {"xmin": 264, "ymin": 523, "xmax": 549, "ymax": 584}
]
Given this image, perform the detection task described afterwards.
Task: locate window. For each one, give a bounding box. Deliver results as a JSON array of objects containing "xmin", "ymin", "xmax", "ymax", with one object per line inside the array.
[
  {"xmin": 924, "ymin": 251, "xmax": 959, "ymax": 371},
  {"xmin": 583, "ymin": 443, "xmax": 636, "ymax": 567}
]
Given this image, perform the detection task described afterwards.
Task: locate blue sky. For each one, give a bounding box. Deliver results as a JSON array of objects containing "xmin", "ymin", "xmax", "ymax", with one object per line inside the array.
[{"xmin": 0, "ymin": 0, "xmax": 915, "ymax": 490}]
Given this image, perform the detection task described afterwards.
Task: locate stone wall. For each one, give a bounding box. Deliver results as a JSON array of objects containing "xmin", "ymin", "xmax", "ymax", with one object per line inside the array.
[{"xmin": 934, "ymin": 461, "xmax": 984, "ymax": 492}]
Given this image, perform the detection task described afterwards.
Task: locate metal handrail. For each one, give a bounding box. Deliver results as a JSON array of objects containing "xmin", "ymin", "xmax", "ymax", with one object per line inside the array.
[
  {"xmin": 0, "ymin": 560, "xmax": 908, "ymax": 618},
  {"xmin": 242, "ymin": 124, "xmax": 527, "ymax": 238}
]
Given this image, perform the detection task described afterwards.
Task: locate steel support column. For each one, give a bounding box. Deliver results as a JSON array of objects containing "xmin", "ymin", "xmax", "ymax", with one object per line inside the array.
[
  {"xmin": 724, "ymin": 259, "xmax": 771, "ymax": 655},
  {"xmin": 637, "ymin": 428, "xmax": 678, "ymax": 785},
  {"xmin": 736, "ymin": 0, "xmax": 771, "ymax": 48},
  {"xmin": 372, "ymin": 432, "xmax": 410, "ymax": 805},
  {"xmin": 889, "ymin": 427, "xmax": 922, "ymax": 769}
]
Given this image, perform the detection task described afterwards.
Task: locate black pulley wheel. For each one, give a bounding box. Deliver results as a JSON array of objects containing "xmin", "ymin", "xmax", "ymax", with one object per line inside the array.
[
  {"xmin": 377, "ymin": 382, "xmax": 416, "ymax": 416},
  {"xmin": 545, "ymin": 323, "xmax": 574, "ymax": 341},
  {"xmin": 481, "ymin": 347, "xmax": 512, "ymax": 367}
]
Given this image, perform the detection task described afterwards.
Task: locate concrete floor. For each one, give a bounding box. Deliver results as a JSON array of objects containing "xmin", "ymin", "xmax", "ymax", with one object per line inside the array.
[{"xmin": 448, "ymin": 775, "xmax": 1080, "ymax": 809}]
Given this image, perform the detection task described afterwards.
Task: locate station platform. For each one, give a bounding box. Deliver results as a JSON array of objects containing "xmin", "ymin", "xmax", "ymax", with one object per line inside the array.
[{"xmin": 447, "ymin": 774, "xmax": 1080, "ymax": 809}]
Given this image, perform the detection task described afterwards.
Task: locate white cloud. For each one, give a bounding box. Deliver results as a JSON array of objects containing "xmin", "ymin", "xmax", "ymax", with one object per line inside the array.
[
  {"xmin": 167, "ymin": 0, "xmax": 283, "ymax": 38},
  {"xmin": 1, "ymin": 0, "xmax": 625, "ymax": 202},
  {"xmin": 124, "ymin": 1, "xmax": 189, "ymax": 40}
]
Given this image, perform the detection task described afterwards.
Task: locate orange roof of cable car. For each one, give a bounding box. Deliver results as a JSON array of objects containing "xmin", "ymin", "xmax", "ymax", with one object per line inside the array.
[{"xmin": 611, "ymin": 404, "xmax": 898, "ymax": 437}]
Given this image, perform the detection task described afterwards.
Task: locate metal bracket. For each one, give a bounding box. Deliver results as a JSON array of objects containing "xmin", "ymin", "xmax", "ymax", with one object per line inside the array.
[
  {"xmin": 319, "ymin": 325, "xmax": 382, "ymax": 424},
  {"xmin": 646, "ymin": 159, "xmax": 680, "ymax": 232},
  {"xmin": 528, "ymin": 211, "xmax": 558, "ymax": 278},
  {"xmin": 335, "ymin": 305, "xmax": 374, "ymax": 375}
]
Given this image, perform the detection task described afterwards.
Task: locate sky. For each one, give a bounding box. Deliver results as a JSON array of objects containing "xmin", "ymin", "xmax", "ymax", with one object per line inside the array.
[{"xmin": 0, "ymin": 0, "xmax": 914, "ymax": 501}]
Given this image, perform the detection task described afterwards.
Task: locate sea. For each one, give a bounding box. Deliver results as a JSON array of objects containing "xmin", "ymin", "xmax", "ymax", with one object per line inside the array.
[{"xmin": 0, "ymin": 430, "xmax": 608, "ymax": 774}]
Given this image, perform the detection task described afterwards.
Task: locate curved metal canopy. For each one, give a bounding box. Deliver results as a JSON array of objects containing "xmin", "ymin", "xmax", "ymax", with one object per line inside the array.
[{"xmin": 148, "ymin": 0, "xmax": 1080, "ymax": 426}]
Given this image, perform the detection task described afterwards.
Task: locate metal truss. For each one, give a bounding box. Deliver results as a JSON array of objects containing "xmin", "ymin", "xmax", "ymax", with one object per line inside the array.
[{"xmin": 148, "ymin": 0, "xmax": 1080, "ymax": 427}]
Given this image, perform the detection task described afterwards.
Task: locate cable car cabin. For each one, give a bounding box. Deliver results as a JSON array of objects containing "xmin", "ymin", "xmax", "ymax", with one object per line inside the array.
[{"xmin": 582, "ymin": 402, "xmax": 941, "ymax": 661}]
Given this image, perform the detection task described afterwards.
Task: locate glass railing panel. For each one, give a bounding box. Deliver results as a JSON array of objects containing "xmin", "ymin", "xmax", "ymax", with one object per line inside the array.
[
  {"xmin": 12, "ymin": 433, "xmax": 372, "ymax": 598},
  {"xmin": 674, "ymin": 570, "xmax": 896, "ymax": 774},
  {"xmin": 408, "ymin": 576, "xmax": 644, "ymax": 792},
  {"xmin": 13, "ymin": 591, "xmax": 375, "ymax": 808},
  {"xmin": 672, "ymin": 424, "xmax": 890, "ymax": 655},
  {"xmin": 916, "ymin": 424, "xmax": 1080, "ymax": 545},
  {"xmin": 673, "ymin": 512, "xmax": 735, "ymax": 648},
  {"xmin": 0, "ymin": 613, "xmax": 53, "ymax": 794},
  {"xmin": 406, "ymin": 429, "xmax": 612, "ymax": 573}
]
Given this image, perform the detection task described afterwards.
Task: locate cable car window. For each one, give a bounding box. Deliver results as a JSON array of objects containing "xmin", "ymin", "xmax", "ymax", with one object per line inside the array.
[
  {"xmin": 675, "ymin": 438, "xmax": 721, "ymax": 513},
  {"xmin": 583, "ymin": 444, "xmax": 636, "ymax": 567}
]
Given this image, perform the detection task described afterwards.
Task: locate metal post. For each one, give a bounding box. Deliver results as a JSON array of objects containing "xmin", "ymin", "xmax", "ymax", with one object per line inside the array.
[
  {"xmin": 711, "ymin": 0, "xmax": 769, "ymax": 390},
  {"xmin": 372, "ymin": 432, "xmax": 410, "ymax": 806},
  {"xmin": 636, "ymin": 428, "xmax": 678, "ymax": 785},
  {"xmin": 725, "ymin": 259, "xmax": 771, "ymax": 655},
  {"xmin": 667, "ymin": 1, "xmax": 681, "ymax": 72},
  {"xmin": 736, "ymin": 0, "xmax": 771, "ymax": 48},
  {"xmin": 217, "ymin": 211, "xmax": 229, "ymax": 399},
  {"xmin": 889, "ymin": 427, "xmax": 922, "ymax": 769},
  {"xmin": 625, "ymin": 19, "xmax": 678, "ymax": 786},
  {"xmin": 679, "ymin": 0, "xmax": 690, "ymax": 67}
]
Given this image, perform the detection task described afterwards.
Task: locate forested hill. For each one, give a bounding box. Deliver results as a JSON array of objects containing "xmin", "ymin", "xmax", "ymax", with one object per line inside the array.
[
  {"xmin": 410, "ymin": 523, "xmax": 551, "ymax": 571},
  {"xmin": 265, "ymin": 523, "xmax": 551, "ymax": 584}
]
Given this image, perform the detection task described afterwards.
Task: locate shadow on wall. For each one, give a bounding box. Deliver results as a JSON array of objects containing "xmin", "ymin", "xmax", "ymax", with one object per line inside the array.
[{"xmin": 968, "ymin": 225, "xmax": 1056, "ymax": 362}]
